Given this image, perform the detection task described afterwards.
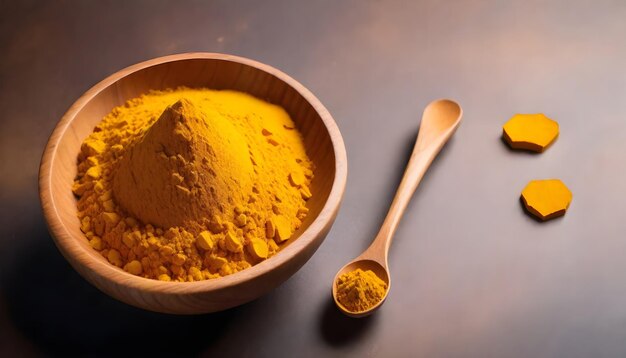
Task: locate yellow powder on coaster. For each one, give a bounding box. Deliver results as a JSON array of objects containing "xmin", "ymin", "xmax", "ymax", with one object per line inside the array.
[
  {"xmin": 72, "ymin": 88, "xmax": 314, "ymax": 282},
  {"xmin": 336, "ymin": 269, "xmax": 388, "ymax": 312}
]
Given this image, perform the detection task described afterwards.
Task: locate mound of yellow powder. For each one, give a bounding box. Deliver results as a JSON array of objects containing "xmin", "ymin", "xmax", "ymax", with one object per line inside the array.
[
  {"xmin": 72, "ymin": 88, "xmax": 313, "ymax": 282},
  {"xmin": 113, "ymin": 99, "xmax": 255, "ymax": 229}
]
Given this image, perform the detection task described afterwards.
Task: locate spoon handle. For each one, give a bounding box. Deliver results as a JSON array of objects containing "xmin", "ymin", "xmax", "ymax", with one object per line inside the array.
[{"xmin": 368, "ymin": 121, "xmax": 460, "ymax": 264}]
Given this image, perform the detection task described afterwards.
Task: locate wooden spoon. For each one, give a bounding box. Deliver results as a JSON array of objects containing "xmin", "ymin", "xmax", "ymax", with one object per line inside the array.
[{"xmin": 332, "ymin": 99, "xmax": 463, "ymax": 318}]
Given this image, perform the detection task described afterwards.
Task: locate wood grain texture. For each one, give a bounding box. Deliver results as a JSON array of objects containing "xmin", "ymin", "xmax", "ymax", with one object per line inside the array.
[{"xmin": 39, "ymin": 53, "xmax": 347, "ymax": 314}]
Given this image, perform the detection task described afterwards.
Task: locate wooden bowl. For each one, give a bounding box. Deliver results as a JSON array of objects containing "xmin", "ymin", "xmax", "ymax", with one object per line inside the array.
[{"xmin": 39, "ymin": 53, "xmax": 347, "ymax": 314}]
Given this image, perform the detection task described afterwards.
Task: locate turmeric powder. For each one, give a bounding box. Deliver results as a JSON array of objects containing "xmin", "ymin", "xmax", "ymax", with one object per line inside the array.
[
  {"xmin": 72, "ymin": 88, "xmax": 313, "ymax": 282},
  {"xmin": 336, "ymin": 269, "xmax": 388, "ymax": 312}
]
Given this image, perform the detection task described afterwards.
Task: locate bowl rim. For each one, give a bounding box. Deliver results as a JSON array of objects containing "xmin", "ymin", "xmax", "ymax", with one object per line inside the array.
[{"xmin": 39, "ymin": 52, "xmax": 347, "ymax": 294}]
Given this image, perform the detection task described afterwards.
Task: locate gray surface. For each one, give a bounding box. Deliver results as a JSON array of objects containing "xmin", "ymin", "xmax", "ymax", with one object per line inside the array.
[{"xmin": 1, "ymin": 0, "xmax": 626, "ymax": 356}]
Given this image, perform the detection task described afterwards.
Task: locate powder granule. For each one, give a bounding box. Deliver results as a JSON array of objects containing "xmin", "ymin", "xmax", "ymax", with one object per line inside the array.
[
  {"xmin": 72, "ymin": 88, "xmax": 314, "ymax": 282},
  {"xmin": 336, "ymin": 269, "xmax": 388, "ymax": 312}
]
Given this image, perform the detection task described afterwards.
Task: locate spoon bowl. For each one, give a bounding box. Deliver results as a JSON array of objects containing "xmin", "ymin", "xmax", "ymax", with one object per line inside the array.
[
  {"xmin": 332, "ymin": 99, "xmax": 462, "ymax": 317},
  {"xmin": 332, "ymin": 259, "xmax": 390, "ymax": 318}
]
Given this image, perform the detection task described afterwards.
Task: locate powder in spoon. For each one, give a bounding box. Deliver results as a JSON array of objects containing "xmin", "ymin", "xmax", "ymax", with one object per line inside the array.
[
  {"xmin": 336, "ymin": 269, "xmax": 388, "ymax": 312},
  {"xmin": 72, "ymin": 88, "xmax": 313, "ymax": 281}
]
